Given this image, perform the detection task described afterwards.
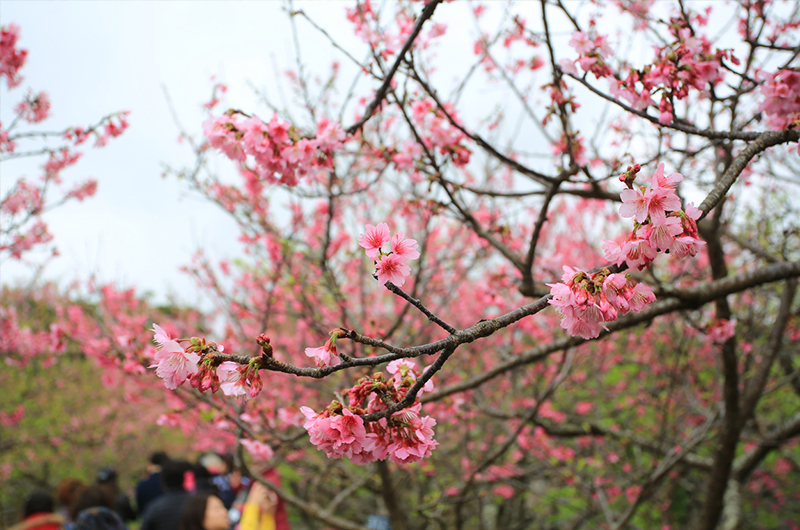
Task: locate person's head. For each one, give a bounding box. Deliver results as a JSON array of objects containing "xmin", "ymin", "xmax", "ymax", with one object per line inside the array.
[
  {"xmin": 161, "ymin": 459, "xmax": 194, "ymax": 492},
  {"xmin": 95, "ymin": 467, "xmax": 118, "ymax": 486},
  {"xmin": 219, "ymin": 454, "xmax": 234, "ymax": 476},
  {"xmin": 193, "ymin": 461, "xmax": 214, "ymax": 492},
  {"xmin": 68, "ymin": 485, "xmax": 114, "ymax": 522},
  {"xmin": 24, "ymin": 490, "xmax": 55, "ymax": 518},
  {"xmin": 198, "ymin": 453, "xmax": 225, "ymax": 475},
  {"xmin": 149, "ymin": 451, "xmax": 169, "ymax": 471},
  {"xmin": 73, "ymin": 507, "xmax": 127, "ymax": 530},
  {"xmin": 56, "ymin": 478, "xmax": 86, "ymax": 509},
  {"xmin": 178, "ymin": 495, "xmax": 229, "ymax": 530}
]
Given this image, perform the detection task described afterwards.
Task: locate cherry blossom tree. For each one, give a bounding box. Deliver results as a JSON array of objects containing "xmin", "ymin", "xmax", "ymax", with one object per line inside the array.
[
  {"xmin": 4, "ymin": 2, "xmax": 800, "ymax": 529},
  {"xmin": 0, "ymin": 23, "xmax": 129, "ymax": 264}
]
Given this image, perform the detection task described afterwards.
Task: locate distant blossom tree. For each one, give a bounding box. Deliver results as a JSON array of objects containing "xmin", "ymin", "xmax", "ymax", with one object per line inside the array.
[
  {"xmin": 0, "ymin": 23, "xmax": 190, "ymax": 516},
  {"xmin": 0, "ymin": 23, "xmax": 129, "ymax": 262}
]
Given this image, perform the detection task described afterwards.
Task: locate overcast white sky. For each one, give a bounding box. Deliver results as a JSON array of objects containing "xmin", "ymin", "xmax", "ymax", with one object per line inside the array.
[{"xmin": 0, "ymin": 1, "xmax": 373, "ymax": 303}]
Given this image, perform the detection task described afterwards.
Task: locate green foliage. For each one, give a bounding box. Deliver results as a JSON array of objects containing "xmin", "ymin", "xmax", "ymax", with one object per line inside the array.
[{"xmin": 0, "ymin": 285, "xmax": 196, "ymax": 527}]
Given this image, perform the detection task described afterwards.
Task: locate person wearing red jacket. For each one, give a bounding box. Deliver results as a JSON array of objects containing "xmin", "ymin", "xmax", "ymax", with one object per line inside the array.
[{"xmin": 9, "ymin": 491, "xmax": 65, "ymax": 530}]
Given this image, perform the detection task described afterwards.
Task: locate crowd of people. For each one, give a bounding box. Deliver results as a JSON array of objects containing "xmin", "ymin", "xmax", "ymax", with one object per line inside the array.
[{"xmin": 9, "ymin": 452, "xmax": 290, "ymax": 530}]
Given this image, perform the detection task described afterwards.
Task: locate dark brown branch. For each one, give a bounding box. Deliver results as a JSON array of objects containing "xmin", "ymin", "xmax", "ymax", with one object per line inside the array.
[
  {"xmin": 723, "ymin": 230, "xmax": 780, "ymax": 263},
  {"xmin": 694, "ymin": 166, "xmax": 738, "ymax": 530},
  {"xmin": 345, "ymin": 0, "xmax": 443, "ymax": 135},
  {"xmin": 610, "ymin": 411, "xmax": 720, "ymax": 530},
  {"xmin": 532, "ymin": 417, "xmax": 714, "ymax": 471},
  {"xmin": 697, "ymin": 130, "xmax": 800, "ymax": 220},
  {"xmin": 740, "ymin": 279, "xmax": 797, "ymax": 420},
  {"xmin": 733, "ymin": 412, "xmax": 800, "ymax": 481},
  {"xmin": 359, "ymin": 345, "xmax": 456, "ymax": 422},
  {"xmin": 522, "ymin": 172, "xmax": 572, "ymax": 296},
  {"xmin": 209, "ymin": 261, "xmax": 800, "ymax": 405},
  {"xmin": 564, "ymin": 73, "xmax": 793, "ymax": 142},
  {"xmin": 436, "ymin": 175, "xmax": 527, "ymax": 272},
  {"xmin": 384, "ymin": 281, "xmax": 457, "ymax": 334},
  {"xmin": 409, "ymin": 69, "xmax": 558, "ymax": 186},
  {"xmin": 426, "ymin": 260, "xmax": 800, "ymax": 402}
]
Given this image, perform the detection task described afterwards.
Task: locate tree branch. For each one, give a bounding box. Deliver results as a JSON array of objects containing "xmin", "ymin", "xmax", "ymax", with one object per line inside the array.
[{"xmin": 345, "ymin": 0, "xmax": 443, "ymax": 135}]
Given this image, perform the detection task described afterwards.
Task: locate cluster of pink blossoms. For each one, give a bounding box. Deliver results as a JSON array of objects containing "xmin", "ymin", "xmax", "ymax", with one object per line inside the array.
[
  {"xmin": 203, "ymin": 112, "xmax": 345, "ymax": 187},
  {"xmin": 149, "ymin": 324, "xmax": 263, "ymax": 399},
  {"xmin": 407, "ymin": 99, "xmax": 471, "ymax": 168},
  {"xmin": 706, "ymin": 318, "xmax": 737, "ymax": 345},
  {"xmin": 202, "ymin": 359, "xmax": 263, "ymax": 399},
  {"xmin": 358, "ymin": 222, "xmax": 420, "ymax": 287},
  {"xmin": 13, "ymin": 90, "xmax": 50, "ymax": 123},
  {"xmin": 562, "ymin": 30, "xmax": 614, "ymax": 78},
  {"xmin": 757, "ymin": 69, "xmax": 800, "ymax": 131},
  {"xmin": 548, "ymin": 266, "xmax": 656, "ymax": 339},
  {"xmin": 240, "ymin": 439, "xmax": 274, "ymax": 461},
  {"xmin": 603, "ymin": 164, "xmax": 705, "ymax": 271},
  {"xmin": 562, "ymin": 24, "xmax": 735, "ymax": 125},
  {"xmin": 301, "ymin": 359, "xmax": 437, "ymax": 465},
  {"xmin": 0, "ymin": 23, "xmax": 27, "ymax": 88}
]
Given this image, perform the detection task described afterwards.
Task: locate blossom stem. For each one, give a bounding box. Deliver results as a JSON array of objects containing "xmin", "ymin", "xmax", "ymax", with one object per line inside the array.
[{"xmin": 384, "ymin": 281, "xmax": 457, "ymax": 334}]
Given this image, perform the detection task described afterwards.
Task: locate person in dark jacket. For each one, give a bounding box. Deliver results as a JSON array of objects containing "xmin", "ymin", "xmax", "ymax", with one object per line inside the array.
[
  {"xmin": 135, "ymin": 451, "xmax": 169, "ymax": 515},
  {"xmin": 95, "ymin": 467, "xmax": 136, "ymax": 523},
  {"xmin": 139, "ymin": 460, "xmax": 194, "ymax": 530}
]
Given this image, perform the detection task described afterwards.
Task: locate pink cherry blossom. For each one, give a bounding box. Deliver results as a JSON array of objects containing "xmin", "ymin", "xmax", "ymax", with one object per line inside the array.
[
  {"xmin": 707, "ymin": 318, "xmax": 736, "ymax": 344},
  {"xmin": 647, "ymin": 216, "xmax": 683, "ymax": 251},
  {"xmin": 569, "ymin": 31, "xmax": 594, "ymax": 54},
  {"xmin": 758, "ymin": 69, "xmax": 800, "ymax": 130},
  {"xmin": 602, "ymin": 273, "xmax": 628, "ymax": 309},
  {"xmin": 601, "ymin": 239, "xmax": 625, "ymax": 267},
  {"xmin": 626, "ymin": 282, "xmax": 656, "ymax": 312},
  {"xmin": 390, "ymin": 232, "xmax": 420, "ymax": 261},
  {"xmin": 150, "ymin": 339, "xmax": 199, "ymax": 390},
  {"xmin": 547, "ymin": 283, "xmax": 576, "ymax": 315},
  {"xmin": 621, "ymin": 231, "xmax": 658, "ymax": 271},
  {"xmin": 217, "ymin": 361, "xmax": 247, "ymax": 397},
  {"xmin": 240, "ymin": 439, "xmax": 274, "ymax": 461},
  {"xmin": 558, "ymin": 58, "xmax": 578, "ymax": 77},
  {"xmin": 14, "ymin": 91, "xmax": 50, "ymax": 123},
  {"xmin": 387, "ymin": 358, "xmax": 415, "ymax": 376},
  {"xmin": 620, "ymin": 183, "xmax": 681, "ymax": 225},
  {"xmin": 645, "ymin": 187, "xmax": 682, "ymax": 225},
  {"xmin": 0, "ymin": 24, "xmax": 27, "ymax": 88},
  {"xmin": 388, "ymin": 414, "xmax": 438, "ymax": 465},
  {"xmin": 619, "ymin": 187, "xmax": 650, "ymax": 223},
  {"xmin": 669, "ymin": 235, "xmax": 705, "ymax": 258},
  {"xmin": 560, "ymin": 315, "xmax": 603, "ymax": 340},
  {"xmin": 151, "ymin": 323, "xmax": 171, "ymax": 346},
  {"xmin": 387, "ymin": 359, "xmax": 434, "ymax": 395},
  {"xmin": 301, "ymin": 406, "xmax": 371, "ymax": 460},
  {"xmin": 685, "ymin": 202, "xmax": 702, "ymax": 221},
  {"xmin": 358, "ymin": 222, "xmax": 391, "ymax": 258},
  {"xmin": 328, "ymin": 409, "xmax": 369, "ymax": 458},
  {"xmin": 375, "ymin": 254, "xmax": 411, "ymax": 286},
  {"xmin": 651, "ymin": 163, "xmax": 684, "ymax": 189},
  {"xmin": 305, "ymin": 339, "xmax": 340, "ymax": 368},
  {"xmin": 301, "ymin": 406, "xmax": 336, "ymax": 454}
]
